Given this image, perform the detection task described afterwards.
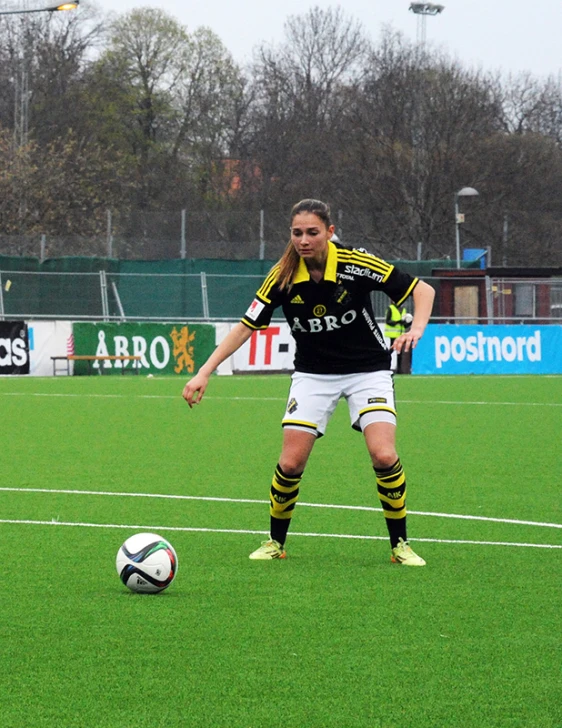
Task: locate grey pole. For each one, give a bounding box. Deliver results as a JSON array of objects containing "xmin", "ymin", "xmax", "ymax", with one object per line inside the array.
[
  {"xmin": 259, "ymin": 210, "xmax": 265, "ymax": 260},
  {"xmin": 200, "ymin": 272, "xmax": 210, "ymax": 320},
  {"xmin": 107, "ymin": 210, "xmax": 113, "ymax": 258},
  {"xmin": 454, "ymin": 194, "xmax": 461, "ymax": 269},
  {"xmin": 502, "ymin": 213, "xmax": 508, "ymax": 266},
  {"xmin": 181, "ymin": 209, "xmax": 186, "ymax": 259},
  {"xmin": 454, "ymin": 187, "xmax": 479, "ymax": 268},
  {"xmin": 111, "ymin": 281, "xmax": 126, "ymax": 321},
  {"xmin": 100, "ymin": 270, "xmax": 109, "ymax": 321},
  {"xmin": 0, "ymin": 273, "xmax": 5, "ymax": 320},
  {"xmin": 485, "ymin": 276, "xmax": 493, "ymax": 323}
]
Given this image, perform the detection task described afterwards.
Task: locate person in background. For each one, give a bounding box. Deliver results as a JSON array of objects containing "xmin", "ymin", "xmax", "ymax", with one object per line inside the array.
[
  {"xmin": 385, "ymin": 303, "xmax": 413, "ymax": 372},
  {"xmin": 183, "ymin": 199, "xmax": 435, "ymax": 566}
]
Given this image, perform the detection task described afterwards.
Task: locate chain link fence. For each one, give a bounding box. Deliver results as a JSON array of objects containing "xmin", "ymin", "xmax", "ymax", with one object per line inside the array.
[
  {"xmin": 1, "ymin": 270, "xmax": 561, "ymax": 323},
  {"xmin": 0, "ymin": 208, "xmax": 448, "ymax": 262}
]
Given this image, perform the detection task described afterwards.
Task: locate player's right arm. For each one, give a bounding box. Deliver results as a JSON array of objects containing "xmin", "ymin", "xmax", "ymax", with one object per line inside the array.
[{"xmin": 182, "ymin": 322, "xmax": 253, "ymax": 408}]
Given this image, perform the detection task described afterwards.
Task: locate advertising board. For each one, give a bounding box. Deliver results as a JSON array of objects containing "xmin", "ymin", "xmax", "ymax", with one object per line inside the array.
[
  {"xmin": 28, "ymin": 321, "xmax": 73, "ymax": 376},
  {"xmin": 0, "ymin": 321, "xmax": 29, "ymax": 375},
  {"xmin": 411, "ymin": 324, "xmax": 562, "ymax": 375},
  {"xmin": 72, "ymin": 322, "xmax": 216, "ymax": 375},
  {"xmin": 231, "ymin": 323, "xmax": 296, "ymax": 373}
]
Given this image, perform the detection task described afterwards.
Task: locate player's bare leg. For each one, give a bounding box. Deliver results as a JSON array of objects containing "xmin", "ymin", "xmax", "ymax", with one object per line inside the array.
[
  {"xmin": 363, "ymin": 422, "xmax": 425, "ymax": 566},
  {"xmin": 249, "ymin": 429, "xmax": 316, "ymax": 560},
  {"xmin": 279, "ymin": 428, "xmax": 316, "ymax": 475}
]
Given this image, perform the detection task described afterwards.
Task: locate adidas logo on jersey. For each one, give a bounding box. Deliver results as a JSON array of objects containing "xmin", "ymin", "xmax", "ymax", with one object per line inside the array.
[{"xmin": 290, "ymin": 294, "xmax": 305, "ymax": 304}]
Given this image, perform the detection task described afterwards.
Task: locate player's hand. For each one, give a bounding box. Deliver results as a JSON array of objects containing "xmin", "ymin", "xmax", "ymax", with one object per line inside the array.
[
  {"xmin": 182, "ymin": 372, "xmax": 209, "ymax": 408},
  {"xmin": 392, "ymin": 326, "xmax": 424, "ymax": 353}
]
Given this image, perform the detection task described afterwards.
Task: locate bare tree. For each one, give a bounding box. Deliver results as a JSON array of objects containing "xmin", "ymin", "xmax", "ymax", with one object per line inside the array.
[
  {"xmin": 0, "ymin": 6, "xmax": 103, "ymax": 144},
  {"xmin": 243, "ymin": 4, "xmax": 371, "ymax": 227},
  {"xmin": 1, "ymin": 3, "xmax": 561, "ymax": 264}
]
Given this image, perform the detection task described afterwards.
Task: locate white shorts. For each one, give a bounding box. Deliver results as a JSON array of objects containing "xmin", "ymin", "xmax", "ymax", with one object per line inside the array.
[{"xmin": 282, "ymin": 370, "xmax": 396, "ymax": 437}]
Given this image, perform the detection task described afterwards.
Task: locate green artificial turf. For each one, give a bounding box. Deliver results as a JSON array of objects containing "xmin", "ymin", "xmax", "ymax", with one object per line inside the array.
[{"xmin": 0, "ymin": 374, "xmax": 561, "ymax": 728}]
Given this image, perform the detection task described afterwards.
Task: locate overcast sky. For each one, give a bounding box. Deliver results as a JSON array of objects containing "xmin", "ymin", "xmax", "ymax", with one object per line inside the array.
[{"xmin": 88, "ymin": 0, "xmax": 561, "ymax": 79}]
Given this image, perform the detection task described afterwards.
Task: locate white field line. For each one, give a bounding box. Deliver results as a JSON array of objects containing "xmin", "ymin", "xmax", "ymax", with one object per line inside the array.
[
  {"xmin": 0, "ymin": 392, "xmax": 283, "ymax": 402},
  {"xmin": 1, "ymin": 486, "xmax": 561, "ymax": 530},
  {"xmin": 1, "ymin": 374, "xmax": 560, "ymax": 381},
  {"xmin": 0, "ymin": 391, "xmax": 561, "ymax": 407},
  {"xmin": 0, "ymin": 518, "xmax": 560, "ymax": 550}
]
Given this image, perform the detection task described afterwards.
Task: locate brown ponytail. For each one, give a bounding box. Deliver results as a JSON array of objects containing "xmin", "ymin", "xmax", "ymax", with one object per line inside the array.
[{"xmin": 276, "ymin": 241, "xmax": 300, "ymax": 291}]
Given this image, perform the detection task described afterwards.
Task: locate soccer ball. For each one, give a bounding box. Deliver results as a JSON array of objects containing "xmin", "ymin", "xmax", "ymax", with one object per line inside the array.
[{"xmin": 116, "ymin": 532, "xmax": 178, "ymax": 594}]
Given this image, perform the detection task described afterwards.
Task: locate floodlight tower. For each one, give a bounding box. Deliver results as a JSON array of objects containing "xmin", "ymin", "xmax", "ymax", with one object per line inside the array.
[
  {"xmin": 0, "ymin": 1, "xmax": 78, "ymax": 15},
  {"xmin": 0, "ymin": 1, "xmax": 79, "ymax": 147},
  {"xmin": 1, "ymin": 0, "xmax": 79, "ymax": 234},
  {"xmin": 409, "ymin": 3, "xmax": 445, "ymax": 50}
]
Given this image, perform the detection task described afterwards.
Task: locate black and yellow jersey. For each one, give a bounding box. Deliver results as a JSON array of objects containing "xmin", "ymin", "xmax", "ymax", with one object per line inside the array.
[{"xmin": 241, "ymin": 241, "xmax": 418, "ymax": 374}]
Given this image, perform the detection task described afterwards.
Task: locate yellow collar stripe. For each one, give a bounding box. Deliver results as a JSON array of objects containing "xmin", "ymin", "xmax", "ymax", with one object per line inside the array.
[{"xmin": 292, "ymin": 241, "xmax": 338, "ymax": 284}]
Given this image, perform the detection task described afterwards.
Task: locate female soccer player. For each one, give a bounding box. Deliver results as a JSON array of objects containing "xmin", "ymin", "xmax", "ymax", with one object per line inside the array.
[{"xmin": 182, "ymin": 199, "xmax": 435, "ymax": 565}]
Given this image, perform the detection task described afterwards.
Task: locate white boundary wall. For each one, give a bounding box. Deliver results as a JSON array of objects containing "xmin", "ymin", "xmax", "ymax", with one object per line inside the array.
[{"xmin": 29, "ymin": 321, "xmax": 73, "ymax": 376}]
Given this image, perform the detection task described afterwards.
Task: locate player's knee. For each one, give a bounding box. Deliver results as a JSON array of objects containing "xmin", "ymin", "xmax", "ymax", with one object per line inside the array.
[
  {"xmin": 370, "ymin": 448, "xmax": 398, "ymax": 470},
  {"xmin": 278, "ymin": 458, "xmax": 306, "ymax": 477}
]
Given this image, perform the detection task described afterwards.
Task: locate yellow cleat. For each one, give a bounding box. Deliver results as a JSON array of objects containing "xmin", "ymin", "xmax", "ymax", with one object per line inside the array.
[
  {"xmin": 249, "ymin": 539, "xmax": 287, "ymax": 560},
  {"xmin": 391, "ymin": 538, "xmax": 426, "ymax": 566}
]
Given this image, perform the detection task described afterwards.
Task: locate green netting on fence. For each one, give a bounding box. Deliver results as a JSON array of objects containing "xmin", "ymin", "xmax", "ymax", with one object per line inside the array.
[
  {"xmin": 1, "ymin": 255, "xmax": 473, "ymax": 275},
  {"xmin": 41, "ymin": 257, "xmax": 120, "ymax": 273},
  {"xmin": 118, "ymin": 259, "xmax": 278, "ymax": 275},
  {"xmin": 0, "ymin": 256, "xmax": 476, "ymax": 319},
  {"xmin": 106, "ymin": 272, "xmax": 205, "ymax": 320},
  {"xmin": 0, "ymin": 256, "xmax": 40, "ymax": 272}
]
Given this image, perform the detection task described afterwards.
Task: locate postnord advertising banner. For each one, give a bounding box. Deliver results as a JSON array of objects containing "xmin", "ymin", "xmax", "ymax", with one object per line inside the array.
[
  {"xmin": 411, "ymin": 324, "xmax": 562, "ymax": 375},
  {"xmin": 0, "ymin": 321, "xmax": 30, "ymax": 375}
]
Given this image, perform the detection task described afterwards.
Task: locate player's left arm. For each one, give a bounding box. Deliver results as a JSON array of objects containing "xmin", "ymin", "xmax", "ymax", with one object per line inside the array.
[{"xmin": 393, "ymin": 280, "xmax": 435, "ymax": 354}]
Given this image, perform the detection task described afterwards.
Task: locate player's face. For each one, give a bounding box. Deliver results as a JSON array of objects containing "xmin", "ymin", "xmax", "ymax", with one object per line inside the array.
[{"xmin": 290, "ymin": 213, "xmax": 335, "ymax": 263}]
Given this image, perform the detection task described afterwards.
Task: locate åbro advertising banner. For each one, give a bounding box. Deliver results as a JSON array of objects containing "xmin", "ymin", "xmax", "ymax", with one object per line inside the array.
[
  {"xmin": 72, "ymin": 322, "xmax": 216, "ymax": 375},
  {"xmin": 411, "ymin": 324, "xmax": 562, "ymax": 375}
]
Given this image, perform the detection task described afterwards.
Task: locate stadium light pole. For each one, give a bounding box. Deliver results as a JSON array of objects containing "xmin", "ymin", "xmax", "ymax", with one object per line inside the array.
[
  {"xmin": 1, "ymin": 0, "xmax": 79, "ymax": 237},
  {"xmin": 0, "ymin": 2, "xmax": 78, "ymax": 15},
  {"xmin": 3, "ymin": 1, "xmax": 79, "ymax": 146},
  {"xmin": 455, "ymin": 187, "xmax": 479, "ymax": 269},
  {"xmin": 409, "ymin": 3, "xmax": 445, "ymax": 49}
]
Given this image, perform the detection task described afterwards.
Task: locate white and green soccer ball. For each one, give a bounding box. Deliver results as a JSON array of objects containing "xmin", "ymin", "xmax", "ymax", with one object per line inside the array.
[{"xmin": 116, "ymin": 532, "xmax": 178, "ymax": 594}]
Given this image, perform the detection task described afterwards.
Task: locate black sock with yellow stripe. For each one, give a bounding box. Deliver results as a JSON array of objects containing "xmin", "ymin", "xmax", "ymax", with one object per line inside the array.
[
  {"xmin": 269, "ymin": 463, "xmax": 302, "ymax": 546},
  {"xmin": 374, "ymin": 459, "xmax": 407, "ymax": 548}
]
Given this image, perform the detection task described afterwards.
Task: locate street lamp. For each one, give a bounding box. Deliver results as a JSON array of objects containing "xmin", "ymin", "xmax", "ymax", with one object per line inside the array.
[
  {"xmin": 0, "ymin": 1, "xmax": 78, "ymax": 15},
  {"xmin": 455, "ymin": 186, "xmax": 479, "ymax": 269},
  {"xmin": 2, "ymin": 0, "xmax": 79, "ymax": 235},
  {"xmin": 3, "ymin": 1, "xmax": 79, "ymax": 147}
]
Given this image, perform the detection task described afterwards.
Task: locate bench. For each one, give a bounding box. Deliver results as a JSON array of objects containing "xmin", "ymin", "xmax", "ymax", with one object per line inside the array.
[{"xmin": 52, "ymin": 355, "xmax": 142, "ymax": 376}]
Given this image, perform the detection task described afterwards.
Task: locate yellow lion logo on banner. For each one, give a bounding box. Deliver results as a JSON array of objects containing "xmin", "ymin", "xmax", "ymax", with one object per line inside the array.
[{"xmin": 170, "ymin": 326, "xmax": 196, "ymax": 374}]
